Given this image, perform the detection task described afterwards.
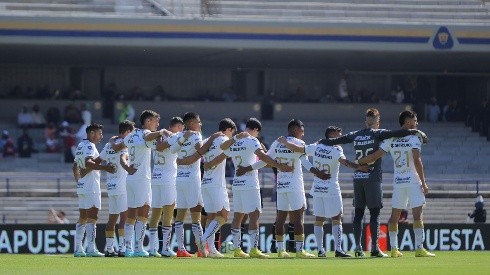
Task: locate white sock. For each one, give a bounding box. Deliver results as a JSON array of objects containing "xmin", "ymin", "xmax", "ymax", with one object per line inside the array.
[
  {"xmin": 208, "ymin": 232, "xmax": 217, "ymax": 253},
  {"xmin": 203, "ymin": 220, "xmax": 220, "ymax": 241},
  {"xmin": 332, "ymin": 224, "xmax": 343, "ymax": 252},
  {"xmin": 232, "ymin": 228, "xmax": 241, "ymax": 249},
  {"xmin": 149, "ymin": 227, "xmax": 158, "ymax": 253},
  {"xmin": 414, "ymin": 228, "xmax": 424, "ymax": 250},
  {"xmin": 161, "ymin": 226, "xmax": 172, "ymax": 253},
  {"xmin": 175, "ymin": 221, "xmax": 185, "ymax": 250},
  {"xmin": 118, "ymin": 235, "xmax": 125, "ymax": 252},
  {"xmin": 134, "ymin": 220, "xmax": 146, "ymax": 252},
  {"xmin": 85, "ymin": 223, "xmax": 96, "ymax": 252},
  {"xmin": 124, "ymin": 223, "xmax": 134, "ymax": 252},
  {"xmin": 249, "ymin": 229, "xmax": 259, "ymax": 248},
  {"xmin": 295, "ymin": 241, "xmax": 304, "ymax": 252},
  {"xmin": 389, "ymin": 231, "xmax": 398, "ymax": 249},
  {"xmin": 75, "ymin": 223, "xmax": 86, "ymax": 252},
  {"xmin": 277, "ymin": 240, "xmax": 284, "ymax": 251},
  {"xmin": 191, "ymin": 223, "xmax": 204, "ymax": 244},
  {"xmin": 314, "ymin": 225, "xmax": 324, "ymax": 252},
  {"xmin": 105, "ymin": 237, "xmax": 114, "ymax": 252}
]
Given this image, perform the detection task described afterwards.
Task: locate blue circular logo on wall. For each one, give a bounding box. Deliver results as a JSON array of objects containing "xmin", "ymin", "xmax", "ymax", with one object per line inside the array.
[{"xmin": 433, "ymin": 26, "xmax": 454, "ymax": 49}]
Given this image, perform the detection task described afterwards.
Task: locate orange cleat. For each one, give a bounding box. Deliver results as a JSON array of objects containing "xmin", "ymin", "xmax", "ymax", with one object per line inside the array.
[{"xmin": 176, "ymin": 249, "xmax": 193, "ymax": 257}]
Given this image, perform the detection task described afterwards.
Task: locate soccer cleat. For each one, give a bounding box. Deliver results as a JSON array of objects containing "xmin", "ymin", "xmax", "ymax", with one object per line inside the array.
[
  {"xmin": 176, "ymin": 249, "xmax": 193, "ymax": 257},
  {"xmin": 335, "ymin": 250, "xmax": 353, "ymax": 258},
  {"xmin": 117, "ymin": 251, "xmax": 126, "ymax": 257},
  {"xmin": 208, "ymin": 251, "xmax": 225, "ymax": 258},
  {"xmin": 370, "ymin": 249, "xmax": 388, "ymax": 258},
  {"xmin": 296, "ymin": 250, "xmax": 315, "ymax": 258},
  {"xmin": 415, "ymin": 248, "xmax": 436, "ymax": 257},
  {"xmin": 74, "ymin": 250, "xmax": 86, "ymax": 257},
  {"xmin": 161, "ymin": 250, "xmax": 177, "ymax": 257},
  {"xmin": 124, "ymin": 250, "xmax": 134, "ymax": 257},
  {"xmin": 149, "ymin": 251, "xmax": 162, "ymax": 257},
  {"xmin": 233, "ymin": 248, "xmax": 250, "ymax": 258},
  {"xmin": 134, "ymin": 250, "xmax": 150, "ymax": 257},
  {"xmin": 354, "ymin": 250, "xmax": 366, "ymax": 258},
  {"xmin": 390, "ymin": 248, "xmax": 403, "ymax": 258},
  {"xmin": 196, "ymin": 239, "xmax": 208, "ymax": 258},
  {"xmin": 318, "ymin": 250, "xmax": 326, "ymax": 258},
  {"xmin": 86, "ymin": 250, "xmax": 104, "ymax": 257},
  {"xmin": 277, "ymin": 249, "xmax": 291, "ymax": 258},
  {"xmin": 104, "ymin": 250, "xmax": 117, "ymax": 257},
  {"xmin": 249, "ymin": 247, "xmax": 270, "ymax": 258}
]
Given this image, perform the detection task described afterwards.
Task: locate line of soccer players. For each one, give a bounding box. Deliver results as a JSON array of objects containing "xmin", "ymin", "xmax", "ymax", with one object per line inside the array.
[{"xmin": 72, "ymin": 108, "xmax": 435, "ymax": 258}]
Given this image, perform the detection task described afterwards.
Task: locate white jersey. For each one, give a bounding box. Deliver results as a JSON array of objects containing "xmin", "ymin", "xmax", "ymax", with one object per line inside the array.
[
  {"xmin": 202, "ymin": 135, "xmax": 229, "ymax": 189},
  {"xmin": 223, "ymin": 136, "xmax": 262, "ymax": 190},
  {"xmin": 99, "ymin": 137, "xmax": 128, "ymax": 195},
  {"xmin": 176, "ymin": 132, "xmax": 202, "ymax": 182},
  {"xmin": 380, "ymin": 135, "xmax": 422, "ymax": 188},
  {"xmin": 74, "ymin": 139, "xmax": 101, "ymax": 194},
  {"xmin": 151, "ymin": 134, "xmax": 180, "ymax": 185},
  {"xmin": 304, "ymin": 143, "xmax": 344, "ymax": 197},
  {"xmin": 124, "ymin": 128, "xmax": 152, "ymax": 182},
  {"xmin": 268, "ymin": 137, "xmax": 306, "ymax": 193}
]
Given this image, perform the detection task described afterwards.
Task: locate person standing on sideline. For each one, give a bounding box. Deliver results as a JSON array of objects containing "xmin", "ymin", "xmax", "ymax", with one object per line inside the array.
[
  {"xmin": 358, "ymin": 110, "xmax": 435, "ymax": 257},
  {"xmin": 147, "ymin": 117, "xmax": 191, "ymax": 257},
  {"xmin": 110, "ymin": 110, "xmax": 171, "ymax": 257},
  {"xmin": 98, "ymin": 120, "xmax": 135, "ymax": 257},
  {"xmin": 319, "ymin": 108, "xmax": 427, "ymax": 258},
  {"xmin": 210, "ymin": 117, "xmax": 293, "ymax": 258},
  {"xmin": 73, "ymin": 123, "xmax": 116, "ymax": 257}
]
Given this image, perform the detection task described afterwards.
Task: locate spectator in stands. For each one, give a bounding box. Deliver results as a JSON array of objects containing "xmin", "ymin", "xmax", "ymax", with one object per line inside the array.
[
  {"xmin": 392, "ymin": 85, "xmax": 405, "ymax": 104},
  {"xmin": 153, "ymin": 85, "xmax": 169, "ymax": 101},
  {"xmin": 17, "ymin": 106, "xmax": 33, "ymax": 128},
  {"xmin": 64, "ymin": 102, "xmax": 81, "ymax": 124},
  {"xmin": 2, "ymin": 135, "xmax": 15, "ymax": 158},
  {"xmin": 468, "ymin": 195, "xmax": 486, "ymax": 223},
  {"xmin": 44, "ymin": 122, "xmax": 59, "ymax": 153},
  {"xmin": 445, "ymin": 99, "xmax": 463, "ymax": 121},
  {"xmin": 80, "ymin": 103, "xmax": 92, "ymax": 125},
  {"xmin": 59, "ymin": 121, "xmax": 76, "ymax": 163},
  {"xmin": 398, "ymin": 209, "xmax": 409, "ymax": 224},
  {"xmin": 48, "ymin": 209, "xmax": 70, "ymax": 224},
  {"xmin": 0, "ymin": 130, "xmax": 9, "ymax": 151},
  {"xmin": 46, "ymin": 106, "xmax": 61, "ymax": 126},
  {"xmin": 17, "ymin": 127, "xmax": 35, "ymax": 158},
  {"xmin": 426, "ymin": 97, "xmax": 441, "ymax": 122},
  {"xmin": 31, "ymin": 104, "xmax": 46, "ymax": 128},
  {"xmin": 118, "ymin": 101, "xmax": 135, "ymax": 123},
  {"xmin": 338, "ymin": 73, "xmax": 350, "ymax": 102}
]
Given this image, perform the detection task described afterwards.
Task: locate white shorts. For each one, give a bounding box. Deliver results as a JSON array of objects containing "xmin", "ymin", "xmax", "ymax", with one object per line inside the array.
[
  {"xmin": 392, "ymin": 185, "xmax": 426, "ymax": 209},
  {"xmin": 151, "ymin": 184, "xmax": 176, "ymax": 208},
  {"xmin": 202, "ymin": 186, "xmax": 230, "ymax": 213},
  {"xmin": 232, "ymin": 189, "xmax": 262, "ymax": 214},
  {"xmin": 176, "ymin": 180, "xmax": 203, "ymax": 209},
  {"xmin": 126, "ymin": 180, "xmax": 151, "ymax": 208},
  {"xmin": 108, "ymin": 193, "xmax": 128, "ymax": 214},
  {"xmin": 313, "ymin": 195, "xmax": 343, "ymax": 218},
  {"xmin": 276, "ymin": 191, "xmax": 307, "ymax": 211},
  {"xmin": 78, "ymin": 193, "xmax": 101, "ymax": 210}
]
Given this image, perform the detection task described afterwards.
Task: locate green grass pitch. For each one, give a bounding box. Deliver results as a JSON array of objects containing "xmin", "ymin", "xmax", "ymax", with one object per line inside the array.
[{"xmin": 2, "ymin": 251, "xmax": 489, "ymax": 275}]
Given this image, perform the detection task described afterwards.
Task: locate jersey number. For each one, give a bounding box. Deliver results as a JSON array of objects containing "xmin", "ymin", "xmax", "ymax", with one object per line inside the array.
[{"xmin": 394, "ymin": 150, "xmax": 410, "ymax": 168}]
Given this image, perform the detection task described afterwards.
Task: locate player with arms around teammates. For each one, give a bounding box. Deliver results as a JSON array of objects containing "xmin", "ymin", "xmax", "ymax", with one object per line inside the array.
[
  {"xmin": 110, "ymin": 110, "xmax": 170, "ymax": 257},
  {"xmin": 73, "ymin": 123, "xmax": 116, "ymax": 257},
  {"xmin": 98, "ymin": 120, "xmax": 135, "ymax": 257},
  {"xmin": 358, "ymin": 110, "xmax": 435, "ymax": 258}
]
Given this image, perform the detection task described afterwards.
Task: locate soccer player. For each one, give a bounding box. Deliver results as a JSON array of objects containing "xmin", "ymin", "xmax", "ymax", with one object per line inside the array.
[
  {"xmin": 357, "ymin": 110, "xmax": 435, "ymax": 258},
  {"xmin": 73, "ymin": 122, "xmax": 116, "ymax": 257},
  {"xmin": 212, "ymin": 117, "xmax": 293, "ymax": 258},
  {"xmin": 111, "ymin": 110, "xmax": 170, "ymax": 257},
  {"xmin": 319, "ymin": 108, "xmax": 427, "ymax": 257},
  {"xmin": 241, "ymin": 119, "xmax": 323, "ymax": 258},
  {"xmin": 173, "ymin": 112, "xmax": 222, "ymax": 257},
  {"xmin": 98, "ymin": 120, "xmax": 135, "ymax": 257},
  {"xmin": 279, "ymin": 125, "xmax": 368, "ymax": 258},
  {"xmin": 147, "ymin": 117, "xmax": 191, "ymax": 257}
]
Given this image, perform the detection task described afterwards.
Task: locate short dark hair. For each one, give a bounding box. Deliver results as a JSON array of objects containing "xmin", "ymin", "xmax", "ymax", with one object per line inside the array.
[
  {"xmin": 246, "ymin": 117, "xmax": 262, "ymax": 132},
  {"xmin": 139, "ymin": 110, "xmax": 160, "ymax": 126},
  {"xmin": 182, "ymin": 112, "xmax": 199, "ymax": 124},
  {"xmin": 119, "ymin": 120, "xmax": 135, "ymax": 134},
  {"xmin": 287, "ymin": 119, "xmax": 304, "ymax": 132},
  {"xmin": 324, "ymin": 126, "xmax": 342, "ymax": 138},
  {"xmin": 399, "ymin": 110, "xmax": 417, "ymax": 126},
  {"xmin": 219, "ymin": 118, "xmax": 237, "ymax": 132},
  {"xmin": 169, "ymin": 116, "xmax": 184, "ymax": 127},
  {"xmin": 85, "ymin": 122, "xmax": 103, "ymax": 134}
]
